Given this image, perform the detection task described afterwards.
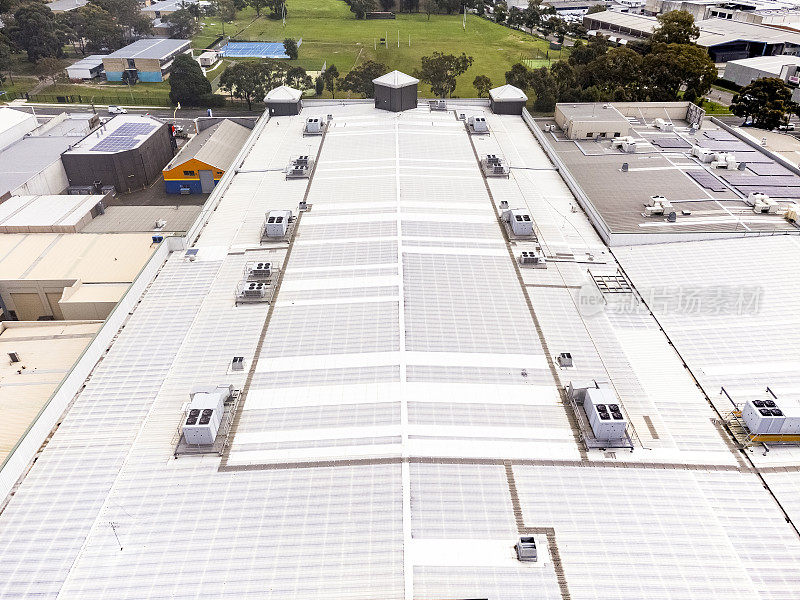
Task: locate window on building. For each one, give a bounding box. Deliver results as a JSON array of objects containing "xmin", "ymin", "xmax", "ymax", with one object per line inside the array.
[
  {"xmin": 586, "ymin": 132, "xmax": 593, "ymax": 137},
  {"xmin": 183, "ymin": 170, "xmax": 195, "ymax": 177},
  {"xmin": 614, "ymin": 132, "xmax": 620, "ymax": 137}
]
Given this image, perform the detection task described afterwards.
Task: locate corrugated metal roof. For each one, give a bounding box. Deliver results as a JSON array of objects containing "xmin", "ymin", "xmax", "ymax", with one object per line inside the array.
[
  {"xmin": 1, "ymin": 104, "xmax": 800, "ymax": 600},
  {"xmin": 164, "ymin": 120, "xmax": 251, "ymax": 172}
]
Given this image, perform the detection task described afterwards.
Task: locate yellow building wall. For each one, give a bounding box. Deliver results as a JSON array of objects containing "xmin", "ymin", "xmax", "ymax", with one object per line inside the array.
[{"xmin": 163, "ymin": 158, "xmax": 225, "ymax": 182}]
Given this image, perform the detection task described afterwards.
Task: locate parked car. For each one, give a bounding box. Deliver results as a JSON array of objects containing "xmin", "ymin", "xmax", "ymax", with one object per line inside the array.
[
  {"xmin": 778, "ymin": 123, "xmax": 796, "ymax": 131},
  {"xmin": 108, "ymin": 105, "xmax": 127, "ymax": 115}
]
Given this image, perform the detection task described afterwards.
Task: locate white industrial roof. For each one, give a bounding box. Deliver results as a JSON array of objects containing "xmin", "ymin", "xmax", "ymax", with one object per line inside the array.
[
  {"xmin": 489, "ymin": 84, "xmax": 528, "ymax": 102},
  {"xmin": 264, "ymin": 85, "xmax": 302, "ymax": 102},
  {"xmin": 586, "ymin": 9, "xmax": 800, "ymax": 46},
  {"xmin": 0, "ymin": 194, "xmax": 102, "ymax": 232},
  {"xmin": 373, "ymin": 70, "xmax": 420, "ymax": 89},
  {"xmin": 65, "ymin": 54, "xmax": 106, "ymax": 71},
  {"xmin": 104, "ymin": 38, "xmax": 191, "ymax": 60},
  {"xmin": 1, "ymin": 103, "xmax": 800, "ymax": 599},
  {"xmin": 725, "ymin": 53, "xmax": 800, "ymax": 72},
  {"xmin": 0, "ymin": 107, "xmax": 35, "ymax": 133}
]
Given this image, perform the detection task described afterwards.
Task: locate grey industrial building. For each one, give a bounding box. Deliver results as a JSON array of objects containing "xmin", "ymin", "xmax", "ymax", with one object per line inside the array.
[
  {"xmin": 584, "ymin": 10, "xmax": 800, "ymax": 60},
  {"xmin": 62, "ymin": 115, "xmax": 175, "ymax": 193},
  {"xmin": 373, "ymin": 70, "xmax": 419, "ymax": 112},
  {"xmin": 723, "ymin": 54, "xmax": 800, "ymax": 86}
]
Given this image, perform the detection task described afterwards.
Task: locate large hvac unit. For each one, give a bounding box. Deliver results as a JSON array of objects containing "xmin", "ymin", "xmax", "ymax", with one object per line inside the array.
[
  {"xmin": 304, "ymin": 117, "xmax": 324, "ymax": 135},
  {"xmin": 429, "ymin": 99, "xmax": 447, "ymax": 111},
  {"xmin": 644, "ymin": 195, "xmax": 673, "ymax": 216},
  {"xmin": 742, "ymin": 399, "xmax": 800, "ymax": 435},
  {"xmin": 653, "ymin": 117, "xmax": 673, "ymax": 132},
  {"xmin": 747, "ymin": 192, "xmax": 778, "ymax": 214},
  {"xmin": 692, "ymin": 146, "xmax": 714, "ymax": 163},
  {"xmin": 468, "ymin": 115, "xmax": 489, "ymax": 134},
  {"xmin": 482, "ymin": 154, "xmax": 510, "ymax": 177},
  {"xmin": 182, "ymin": 385, "xmax": 232, "ymax": 445},
  {"xmin": 519, "ymin": 248, "xmax": 546, "ymax": 267},
  {"xmin": 237, "ymin": 280, "xmax": 268, "ymax": 302},
  {"xmin": 516, "ymin": 536, "xmax": 537, "ymax": 562},
  {"xmin": 508, "ymin": 209, "xmax": 534, "ymax": 236},
  {"xmin": 582, "ymin": 385, "xmax": 627, "ymax": 442},
  {"xmin": 263, "ymin": 210, "xmax": 291, "ymax": 239},
  {"xmin": 286, "ymin": 156, "xmax": 312, "ymax": 178},
  {"xmin": 245, "ymin": 261, "xmax": 272, "ymax": 280}
]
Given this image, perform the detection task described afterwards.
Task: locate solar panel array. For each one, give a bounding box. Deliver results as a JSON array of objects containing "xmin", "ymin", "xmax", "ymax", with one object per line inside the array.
[
  {"xmin": 90, "ymin": 121, "xmax": 158, "ymax": 152},
  {"xmin": 686, "ymin": 169, "xmax": 729, "ymax": 192}
]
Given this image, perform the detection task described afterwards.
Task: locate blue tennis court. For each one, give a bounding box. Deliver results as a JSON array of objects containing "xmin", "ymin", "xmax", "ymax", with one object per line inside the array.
[{"xmin": 220, "ymin": 41, "xmax": 300, "ymax": 59}]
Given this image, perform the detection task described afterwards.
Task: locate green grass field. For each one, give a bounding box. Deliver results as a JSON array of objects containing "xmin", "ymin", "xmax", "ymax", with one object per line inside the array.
[
  {"xmin": 196, "ymin": 0, "xmax": 555, "ymax": 98},
  {"xmin": 30, "ymin": 81, "xmax": 172, "ymax": 106}
]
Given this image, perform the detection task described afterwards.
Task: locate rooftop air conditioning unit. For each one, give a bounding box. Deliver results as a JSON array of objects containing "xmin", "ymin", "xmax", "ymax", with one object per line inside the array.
[
  {"xmin": 468, "ymin": 116, "xmax": 489, "ymax": 134},
  {"xmin": 711, "ymin": 152, "xmax": 738, "ymax": 170},
  {"xmin": 654, "ymin": 117, "xmax": 673, "ymax": 132},
  {"xmin": 519, "ymin": 248, "xmax": 546, "ymax": 267},
  {"xmin": 262, "ymin": 210, "xmax": 292, "ymax": 239},
  {"xmin": 747, "ymin": 192, "xmax": 778, "ymax": 214},
  {"xmin": 692, "ymin": 146, "xmax": 714, "ymax": 163},
  {"xmin": 516, "ymin": 536, "xmax": 537, "ymax": 562},
  {"xmin": 645, "ymin": 195, "xmax": 672, "ymax": 216},
  {"xmin": 237, "ymin": 280, "xmax": 268, "ymax": 302},
  {"xmin": 582, "ymin": 384, "xmax": 627, "ymax": 442},
  {"xmin": 304, "ymin": 117, "xmax": 323, "ymax": 135},
  {"xmin": 786, "ymin": 203, "xmax": 800, "ymax": 223},
  {"xmin": 182, "ymin": 385, "xmax": 232, "ymax": 445},
  {"xmin": 429, "ymin": 99, "xmax": 447, "ymax": 111},
  {"xmin": 286, "ymin": 156, "xmax": 311, "ymax": 178},
  {"xmin": 508, "ymin": 209, "xmax": 534, "ymax": 236},
  {"xmin": 245, "ymin": 261, "xmax": 272, "ymax": 280},
  {"xmin": 557, "ymin": 352, "xmax": 573, "ymax": 368},
  {"xmin": 482, "ymin": 154, "xmax": 510, "ymax": 177}
]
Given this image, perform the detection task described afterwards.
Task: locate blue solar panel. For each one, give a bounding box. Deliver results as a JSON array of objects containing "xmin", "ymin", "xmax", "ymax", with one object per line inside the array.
[
  {"xmin": 114, "ymin": 123, "xmax": 157, "ymax": 136},
  {"xmin": 91, "ymin": 137, "xmax": 141, "ymax": 152}
]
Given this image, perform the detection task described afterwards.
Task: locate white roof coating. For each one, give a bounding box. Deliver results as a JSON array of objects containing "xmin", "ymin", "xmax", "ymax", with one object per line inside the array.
[
  {"xmin": 1, "ymin": 103, "xmax": 800, "ymax": 600},
  {"xmin": 373, "ymin": 70, "xmax": 420, "ymax": 89},
  {"xmin": 264, "ymin": 85, "xmax": 302, "ymax": 102},
  {"xmin": 0, "ymin": 194, "xmax": 102, "ymax": 232},
  {"xmin": 726, "ymin": 53, "xmax": 800, "ymax": 72},
  {"xmin": 490, "ymin": 84, "xmax": 528, "ymax": 102}
]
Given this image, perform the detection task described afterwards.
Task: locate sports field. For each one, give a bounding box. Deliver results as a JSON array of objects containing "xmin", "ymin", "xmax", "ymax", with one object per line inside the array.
[{"xmin": 196, "ymin": 0, "xmax": 557, "ymax": 98}]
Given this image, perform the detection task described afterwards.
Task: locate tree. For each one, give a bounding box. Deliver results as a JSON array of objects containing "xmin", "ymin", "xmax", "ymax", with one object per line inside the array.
[
  {"xmin": 414, "ymin": 52, "xmax": 474, "ymax": 98},
  {"xmin": 651, "ymin": 10, "xmax": 699, "ymax": 45},
  {"xmin": 6, "ymin": 3, "xmax": 69, "ymax": 62},
  {"xmin": 249, "ymin": 0, "xmax": 268, "ymax": 16},
  {"xmin": 586, "ymin": 4, "xmax": 606, "ymax": 14},
  {"xmin": 322, "ymin": 63, "xmax": 339, "ymax": 98},
  {"xmin": 379, "ymin": 0, "xmax": 394, "ymax": 10},
  {"xmin": 731, "ymin": 77, "xmax": 793, "ymax": 130},
  {"xmin": 70, "ymin": 4, "xmax": 124, "ymax": 54},
  {"xmin": 314, "ymin": 75, "xmax": 324, "ymax": 96},
  {"xmin": 35, "ymin": 56, "xmax": 62, "ymax": 85},
  {"xmin": 167, "ymin": 8, "xmax": 197, "ymax": 39},
  {"xmin": 286, "ymin": 65, "xmax": 312, "ymax": 90},
  {"xmin": 264, "ymin": 0, "xmax": 285, "ymax": 18},
  {"xmin": 340, "ymin": 60, "xmax": 388, "ymax": 97},
  {"xmin": 349, "ymin": 0, "xmax": 377, "ymax": 19},
  {"xmin": 473, "ymin": 74, "xmax": 491, "ymax": 97},
  {"xmin": 91, "ymin": 0, "xmax": 152, "ymax": 41},
  {"xmin": 421, "ymin": 0, "xmax": 436, "ymax": 20},
  {"xmin": 587, "ymin": 46, "xmax": 643, "ymax": 97},
  {"xmin": 568, "ymin": 35, "xmax": 607, "ymax": 66},
  {"xmin": 283, "ymin": 38, "xmax": 298, "ymax": 60},
  {"xmin": 0, "ymin": 42, "xmax": 10, "ymax": 85},
  {"xmin": 170, "ymin": 53, "xmax": 212, "ymax": 106},
  {"xmin": 643, "ymin": 43, "xmax": 716, "ymax": 100},
  {"xmin": 216, "ymin": 0, "xmax": 237, "ymax": 22},
  {"xmin": 494, "ymin": 1, "xmax": 508, "ymax": 23},
  {"xmin": 220, "ymin": 61, "xmax": 264, "ymax": 109},
  {"xmin": 505, "ymin": 63, "xmax": 532, "ymax": 90}
]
